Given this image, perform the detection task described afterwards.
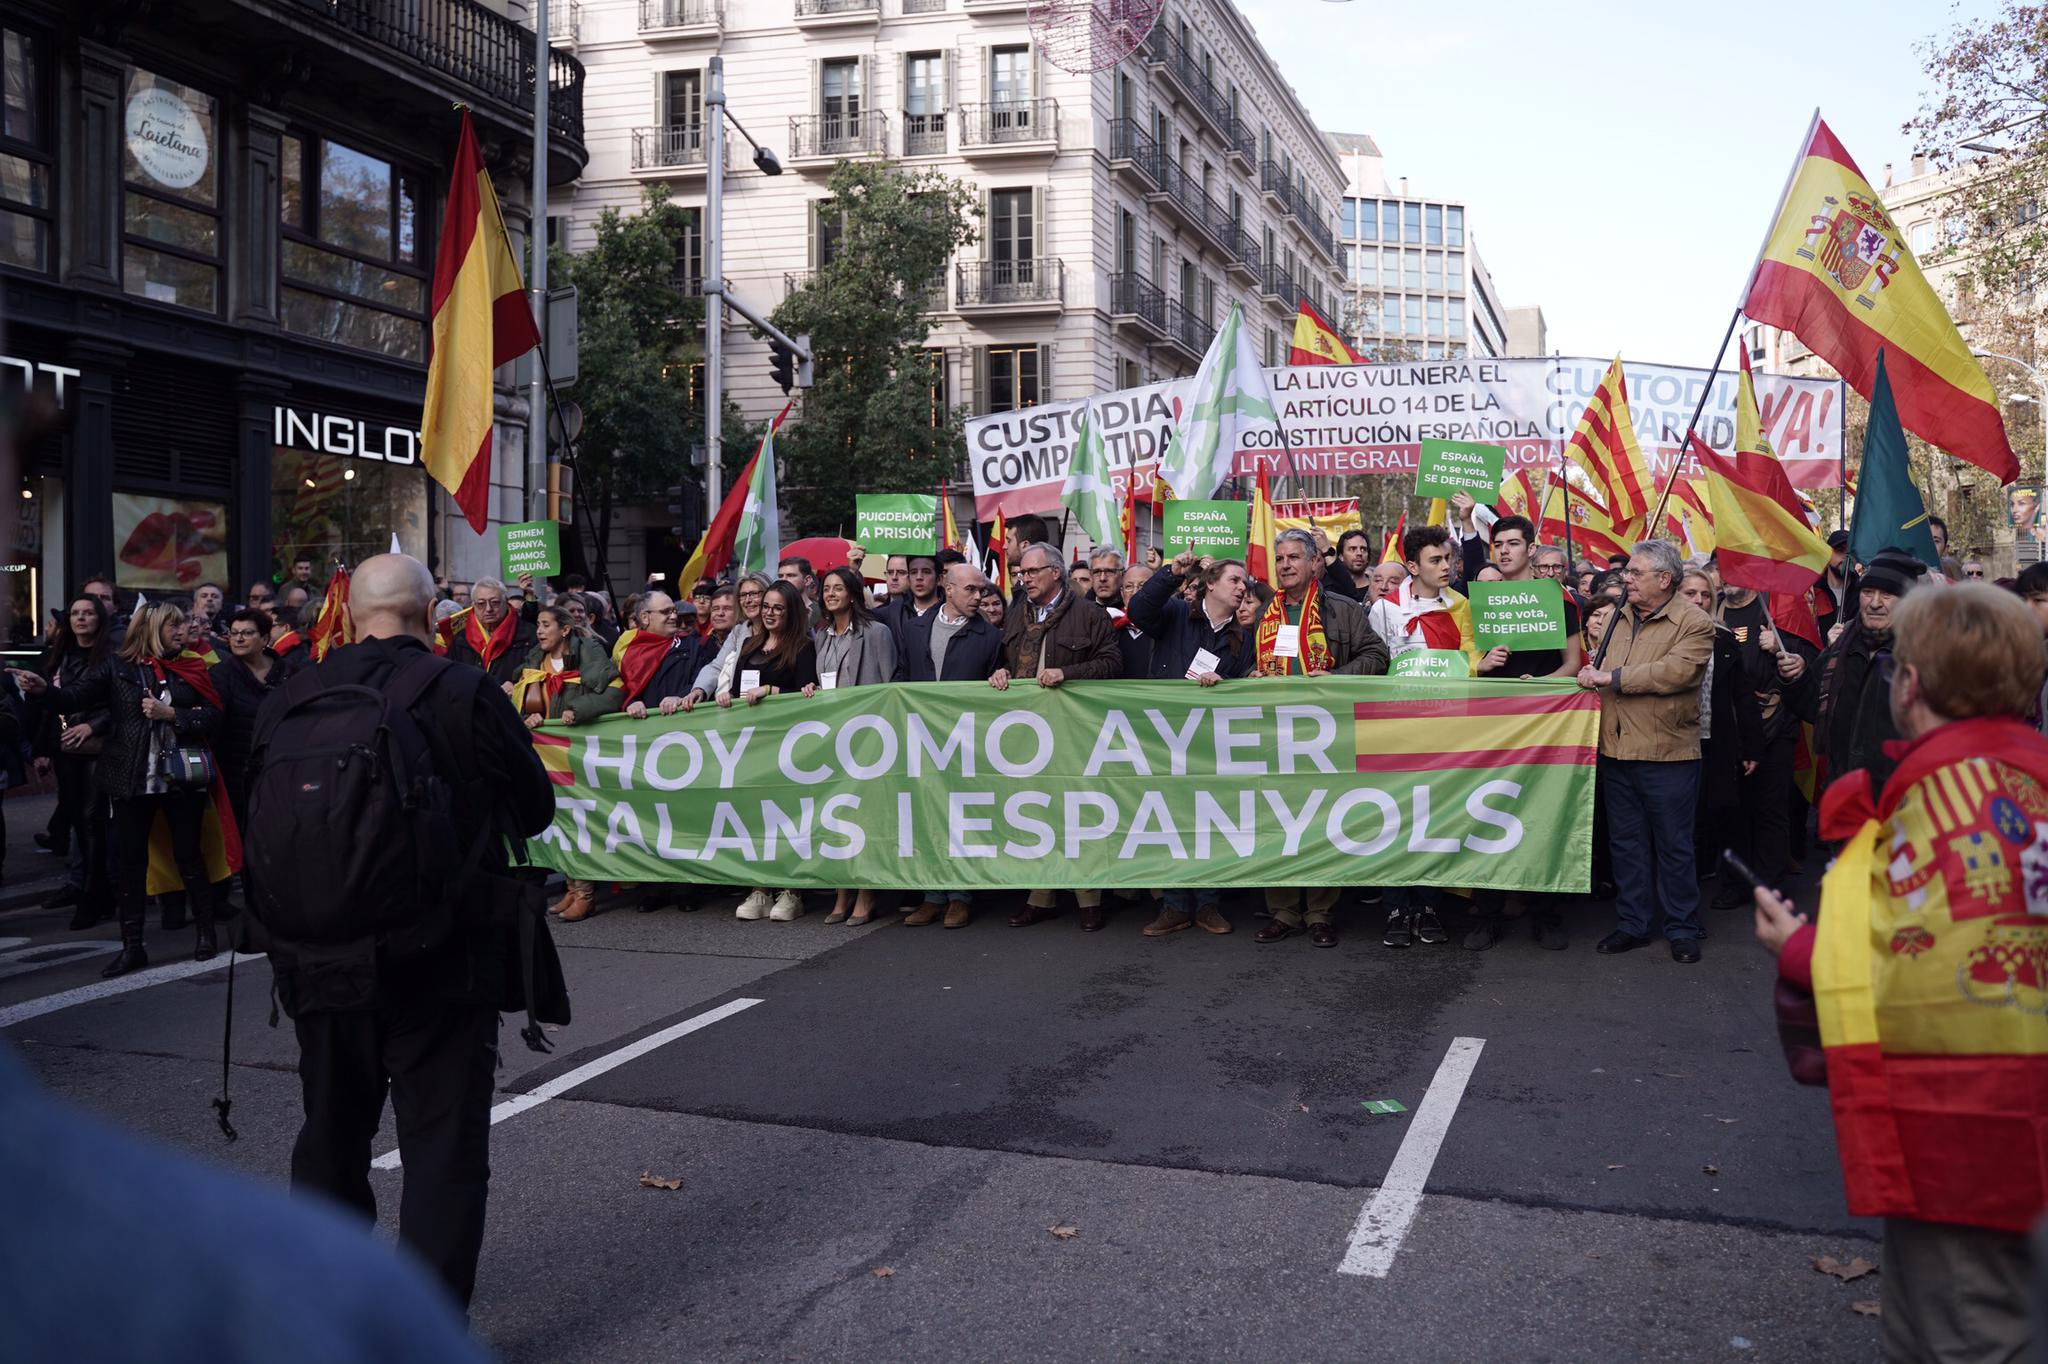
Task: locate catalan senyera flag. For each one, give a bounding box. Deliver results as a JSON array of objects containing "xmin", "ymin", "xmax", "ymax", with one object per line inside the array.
[
  {"xmin": 1289, "ymin": 298, "xmax": 1362, "ymax": 366},
  {"xmin": 1692, "ymin": 355, "xmax": 1831, "ymax": 596},
  {"xmin": 420, "ymin": 112, "xmax": 542, "ymax": 534},
  {"xmin": 1743, "ymin": 114, "xmax": 2019, "ymax": 483},
  {"xmin": 677, "ymin": 401, "xmax": 792, "ymax": 597},
  {"xmin": 1562, "ymin": 356, "xmax": 1654, "ymax": 534},
  {"xmin": 307, "ymin": 565, "xmax": 352, "ymax": 662},
  {"xmin": 1247, "ymin": 471, "xmax": 1279, "ymax": 588}
]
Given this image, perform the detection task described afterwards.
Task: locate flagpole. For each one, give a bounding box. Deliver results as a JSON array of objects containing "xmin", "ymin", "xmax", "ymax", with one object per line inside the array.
[
  {"xmin": 1644, "ymin": 305, "xmax": 1743, "ymax": 542},
  {"xmin": 1550, "ymin": 348, "xmax": 1574, "ymax": 567},
  {"xmin": 1740, "ymin": 107, "xmax": 1822, "ymax": 307}
]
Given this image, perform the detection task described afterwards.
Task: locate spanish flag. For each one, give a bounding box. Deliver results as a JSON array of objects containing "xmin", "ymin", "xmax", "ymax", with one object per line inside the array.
[
  {"xmin": 1379, "ymin": 511, "xmax": 1406, "ymax": 566},
  {"xmin": 1246, "ymin": 471, "xmax": 1279, "ymax": 588},
  {"xmin": 307, "ymin": 565, "xmax": 352, "ymax": 661},
  {"xmin": 420, "ymin": 111, "xmax": 542, "ymax": 535},
  {"xmin": 1563, "ymin": 357, "xmax": 1653, "ymax": 533},
  {"xmin": 940, "ymin": 480, "xmax": 963, "ymax": 553},
  {"xmin": 1289, "ymin": 298, "xmax": 1361, "ymax": 366},
  {"xmin": 988, "ymin": 509, "xmax": 1011, "ymax": 597},
  {"xmin": 1743, "ymin": 114, "xmax": 2017, "ymax": 484},
  {"xmin": 1693, "ymin": 353, "xmax": 1831, "ymax": 595}
]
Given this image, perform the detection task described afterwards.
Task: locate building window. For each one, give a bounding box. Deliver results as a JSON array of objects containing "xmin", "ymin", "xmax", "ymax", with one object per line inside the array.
[
  {"xmin": 1448, "ymin": 298, "xmax": 1465, "ymax": 340},
  {"xmin": 664, "ymin": 69, "xmax": 704, "ymax": 150},
  {"xmin": 1179, "ymin": 259, "xmax": 1196, "ymax": 312},
  {"xmin": 1402, "ymin": 249, "xmax": 1421, "ymax": 290},
  {"xmin": 990, "ymin": 44, "xmax": 1031, "ymax": 103},
  {"xmin": 1200, "ymin": 274, "xmax": 1215, "ymax": 325},
  {"xmin": 821, "ymin": 58, "xmax": 861, "ymax": 129},
  {"xmin": 279, "ymin": 133, "xmax": 428, "ymax": 360},
  {"xmin": 1425, "ymin": 204, "xmax": 1442, "ymax": 245},
  {"xmin": 673, "ymin": 206, "xmax": 702, "ymax": 293},
  {"xmin": 1405, "ymin": 296, "xmax": 1422, "ymax": 337},
  {"xmin": 1263, "ymin": 327, "xmax": 1277, "ymax": 367},
  {"xmin": 1116, "ymin": 207, "xmax": 1136, "ymax": 277},
  {"xmin": 922, "ymin": 348, "xmax": 948, "ymax": 427},
  {"xmin": 1402, "ymin": 202, "xmax": 1420, "ymax": 244},
  {"xmin": 1446, "ymin": 205, "xmax": 1464, "ymax": 246},
  {"xmin": 1340, "ymin": 199, "xmax": 1357, "ymax": 238},
  {"xmin": 904, "ymin": 52, "xmax": 944, "ymax": 155},
  {"xmin": 1380, "ymin": 295, "xmax": 1399, "ymax": 335},
  {"xmin": 1448, "ymin": 251, "xmax": 1464, "ymax": 291},
  {"xmin": 1907, "ymin": 221, "xmax": 1934, "ymax": 255},
  {"xmin": 988, "ymin": 187, "xmax": 1033, "ymax": 265},
  {"xmin": 1117, "ymin": 355, "xmax": 1141, "ymax": 390},
  {"xmin": 1358, "ymin": 198, "xmax": 1377, "ymax": 242},
  {"xmin": 1357, "ymin": 249, "xmax": 1376, "ymax": 287},
  {"xmin": 0, "ymin": 27, "xmax": 50, "ymax": 273},
  {"xmin": 122, "ymin": 69, "xmax": 221, "ymax": 313},
  {"xmin": 981, "ymin": 343, "xmax": 1043, "ymax": 412},
  {"xmin": 1425, "ymin": 251, "xmax": 1443, "ymax": 291},
  {"xmin": 811, "ymin": 199, "xmax": 846, "ymax": 267},
  {"xmin": 1427, "ymin": 297, "xmax": 1444, "ymax": 338},
  {"xmin": 1381, "ymin": 201, "xmax": 1398, "ymax": 242}
]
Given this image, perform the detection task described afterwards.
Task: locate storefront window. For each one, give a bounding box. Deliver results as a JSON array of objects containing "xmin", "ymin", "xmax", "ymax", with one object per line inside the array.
[
  {"xmin": 121, "ymin": 69, "xmax": 220, "ymax": 312},
  {"xmin": 280, "ymin": 134, "xmax": 428, "ymax": 360},
  {"xmin": 271, "ymin": 447, "xmax": 426, "ymax": 581}
]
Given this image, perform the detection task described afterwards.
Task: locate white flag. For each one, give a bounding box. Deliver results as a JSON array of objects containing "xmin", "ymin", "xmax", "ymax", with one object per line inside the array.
[
  {"xmin": 1059, "ymin": 399, "xmax": 1120, "ymax": 552},
  {"xmin": 1157, "ymin": 302, "xmax": 1280, "ymax": 501}
]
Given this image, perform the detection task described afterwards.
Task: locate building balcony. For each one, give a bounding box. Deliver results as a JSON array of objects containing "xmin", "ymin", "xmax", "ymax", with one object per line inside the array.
[
  {"xmin": 1165, "ymin": 299, "xmax": 1214, "ymax": 360},
  {"xmin": 902, "ymin": 0, "xmax": 945, "ymax": 10},
  {"xmin": 1223, "ymin": 113, "xmax": 1256, "ymax": 170},
  {"xmin": 1219, "ymin": 222, "xmax": 1261, "ymax": 283},
  {"xmin": 1109, "ymin": 272, "xmax": 1167, "ymax": 340},
  {"xmin": 1259, "ymin": 262, "xmax": 1300, "ymax": 310},
  {"xmin": 957, "ymin": 99, "xmax": 1058, "ymax": 156},
  {"xmin": 788, "ymin": 111, "xmax": 890, "ymax": 166},
  {"xmin": 956, "ymin": 258, "xmax": 1063, "ymax": 312},
  {"xmin": 1259, "ymin": 158, "xmax": 1290, "ymax": 208},
  {"xmin": 630, "ymin": 125, "xmax": 725, "ymax": 176},
  {"xmin": 638, "ymin": 0, "xmax": 720, "ymax": 36},
  {"xmin": 793, "ymin": 0, "xmax": 879, "ymax": 26},
  {"xmin": 1141, "ymin": 152, "xmax": 1228, "ymax": 256},
  {"xmin": 1107, "ymin": 118, "xmax": 1158, "ymax": 191},
  {"xmin": 1141, "ymin": 27, "xmax": 1231, "ymax": 136},
  {"xmin": 531, "ymin": 0, "xmax": 578, "ymax": 45},
  {"xmin": 961, "ymin": 0, "xmax": 1030, "ymax": 11},
  {"xmin": 1294, "ymin": 209, "xmax": 1337, "ymax": 263},
  {"xmin": 902, "ymin": 111, "xmax": 947, "ymax": 157}
]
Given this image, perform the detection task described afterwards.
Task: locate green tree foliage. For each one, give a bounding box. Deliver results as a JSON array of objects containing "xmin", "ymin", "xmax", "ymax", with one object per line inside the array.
[{"xmin": 770, "ymin": 160, "xmax": 979, "ymax": 533}]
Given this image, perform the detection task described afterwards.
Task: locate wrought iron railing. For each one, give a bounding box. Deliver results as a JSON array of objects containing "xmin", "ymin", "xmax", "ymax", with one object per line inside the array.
[
  {"xmin": 639, "ymin": 0, "xmax": 717, "ymax": 26},
  {"xmin": 631, "ymin": 125, "xmax": 721, "ymax": 170},
  {"xmin": 318, "ymin": 0, "xmax": 585, "ymax": 143},
  {"xmin": 903, "ymin": 111, "xmax": 946, "ymax": 156},
  {"xmin": 788, "ymin": 111, "xmax": 889, "ymax": 158},
  {"xmin": 957, "ymin": 258, "xmax": 1062, "ymax": 306},
  {"xmin": 1109, "ymin": 272, "xmax": 1165, "ymax": 329},
  {"xmin": 794, "ymin": 0, "xmax": 877, "ymax": 16},
  {"xmin": 958, "ymin": 98, "xmax": 1057, "ymax": 147},
  {"xmin": 1166, "ymin": 298, "xmax": 1214, "ymax": 355}
]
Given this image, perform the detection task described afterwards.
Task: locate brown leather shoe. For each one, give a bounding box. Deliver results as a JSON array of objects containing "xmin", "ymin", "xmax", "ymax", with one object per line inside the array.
[
  {"xmin": 1080, "ymin": 905, "xmax": 1108, "ymax": 932},
  {"xmin": 1010, "ymin": 904, "xmax": 1058, "ymax": 927},
  {"xmin": 1142, "ymin": 909, "xmax": 1192, "ymax": 937},
  {"xmin": 1309, "ymin": 923, "xmax": 1338, "ymax": 948},
  {"xmin": 943, "ymin": 902, "xmax": 971, "ymax": 929},
  {"xmin": 555, "ymin": 886, "xmax": 597, "ymax": 922},
  {"xmin": 1195, "ymin": 907, "xmax": 1232, "ymax": 935},
  {"xmin": 904, "ymin": 903, "xmax": 941, "ymax": 926},
  {"xmin": 1254, "ymin": 919, "xmax": 1297, "ymax": 944}
]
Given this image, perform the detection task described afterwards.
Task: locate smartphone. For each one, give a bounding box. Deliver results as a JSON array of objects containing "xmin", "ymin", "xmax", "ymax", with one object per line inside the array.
[{"xmin": 1719, "ymin": 848, "xmax": 1764, "ymax": 894}]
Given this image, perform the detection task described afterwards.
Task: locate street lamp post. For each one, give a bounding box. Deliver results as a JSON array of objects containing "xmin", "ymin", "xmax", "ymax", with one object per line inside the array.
[{"xmin": 1973, "ymin": 347, "xmax": 2046, "ymax": 487}]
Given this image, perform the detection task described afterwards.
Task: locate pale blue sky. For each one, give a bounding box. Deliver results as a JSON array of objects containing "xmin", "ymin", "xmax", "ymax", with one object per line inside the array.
[{"xmin": 1232, "ymin": 0, "xmax": 1993, "ymax": 366}]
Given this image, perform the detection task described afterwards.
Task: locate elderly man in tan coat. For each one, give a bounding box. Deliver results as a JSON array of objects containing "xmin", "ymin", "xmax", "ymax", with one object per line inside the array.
[{"xmin": 1577, "ymin": 538, "xmax": 1714, "ymax": 964}]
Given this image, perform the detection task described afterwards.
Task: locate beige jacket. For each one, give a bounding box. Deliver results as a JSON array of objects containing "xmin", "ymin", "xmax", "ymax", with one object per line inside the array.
[{"xmin": 1594, "ymin": 595, "xmax": 1713, "ymax": 761}]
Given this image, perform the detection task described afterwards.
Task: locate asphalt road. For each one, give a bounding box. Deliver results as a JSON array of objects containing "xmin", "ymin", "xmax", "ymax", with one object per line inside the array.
[{"xmin": 3, "ymin": 871, "xmax": 1885, "ymax": 1363}]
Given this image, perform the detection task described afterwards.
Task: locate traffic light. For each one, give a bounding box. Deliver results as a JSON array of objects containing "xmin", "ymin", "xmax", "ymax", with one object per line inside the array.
[{"xmin": 769, "ymin": 338, "xmax": 796, "ymax": 394}]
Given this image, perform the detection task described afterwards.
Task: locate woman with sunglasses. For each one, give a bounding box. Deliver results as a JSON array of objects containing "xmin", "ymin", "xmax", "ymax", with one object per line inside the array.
[{"xmin": 719, "ymin": 581, "xmax": 819, "ymax": 922}]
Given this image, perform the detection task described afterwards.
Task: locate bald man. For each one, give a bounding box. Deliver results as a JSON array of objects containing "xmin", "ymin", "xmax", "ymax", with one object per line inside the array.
[{"xmin": 250, "ymin": 553, "xmax": 556, "ymax": 1310}]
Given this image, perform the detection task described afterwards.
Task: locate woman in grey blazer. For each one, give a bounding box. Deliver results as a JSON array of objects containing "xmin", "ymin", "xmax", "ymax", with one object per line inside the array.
[{"xmin": 813, "ymin": 566, "xmax": 898, "ymax": 925}]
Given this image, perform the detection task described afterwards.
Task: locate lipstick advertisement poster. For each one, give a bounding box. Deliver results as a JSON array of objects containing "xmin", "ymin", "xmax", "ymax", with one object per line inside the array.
[{"xmin": 113, "ymin": 493, "xmax": 230, "ymax": 590}]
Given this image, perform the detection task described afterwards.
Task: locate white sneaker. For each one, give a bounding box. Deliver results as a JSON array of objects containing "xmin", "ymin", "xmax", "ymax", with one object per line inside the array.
[
  {"xmin": 735, "ymin": 890, "xmax": 772, "ymax": 920},
  {"xmin": 768, "ymin": 890, "xmax": 804, "ymax": 921}
]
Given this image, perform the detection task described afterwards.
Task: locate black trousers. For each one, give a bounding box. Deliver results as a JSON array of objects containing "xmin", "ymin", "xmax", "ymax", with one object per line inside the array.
[
  {"xmin": 291, "ymin": 1002, "xmax": 501, "ymax": 1310},
  {"xmin": 55, "ymin": 756, "xmax": 109, "ymax": 903},
  {"xmin": 109, "ymin": 792, "xmax": 210, "ymax": 922},
  {"xmin": 1737, "ymin": 733, "xmax": 1798, "ymax": 887}
]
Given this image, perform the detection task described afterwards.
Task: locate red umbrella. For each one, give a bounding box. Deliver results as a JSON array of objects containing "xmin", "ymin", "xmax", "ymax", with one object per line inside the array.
[{"xmin": 777, "ymin": 535, "xmax": 853, "ymax": 574}]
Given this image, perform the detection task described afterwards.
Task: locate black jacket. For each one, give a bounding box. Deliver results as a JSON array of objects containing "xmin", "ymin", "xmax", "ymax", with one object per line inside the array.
[
  {"xmin": 1789, "ymin": 618, "xmax": 1899, "ymax": 791},
  {"xmin": 899, "ymin": 609, "xmax": 1004, "ymax": 682},
  {"xmin": 34, "ymin": 645, "xmax": 113, "ymax": 759},
  {"xmin": 1127, "ymin": 568, "xmax": 1254, "ymax": 680},
  {"xmin": 1700, "ymin": 625, "xmax": 1766, "ymax": 812},
  {"xmin": 208, "ymin": 651, "xmax": 293, "ymax": 785},
  {"xmin": 445, "ymin": 613, "xmax": 538, "ymax": 688},
  {"xmin": 629, "ymin": 633, "xmax": 705, "ymax": 705},
  {"xmin": 45, "ymin": 659, "xmax": 222, "ymax": 800},
  {"xmin": 1321, "ymin": 561, "xmax": 1371, "ymax": 604},
  {"xmin": 876, "ymin": 595, "xmax": 939, "ymax": 662},
  {"xmin": 256, "ymin": 635, "xmax": 554, "ymax": 1015}
]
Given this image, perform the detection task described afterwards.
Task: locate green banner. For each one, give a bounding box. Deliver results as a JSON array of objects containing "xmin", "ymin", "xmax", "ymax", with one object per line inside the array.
[
  {"xmin": 1389, "ymin": 649, "xmax": 1473, "ymax": 678},
  {"xmin": 855, "ymin": 494, "xmax": 939, "ymax": 557},
  {"xmin": 525, "ymin": 678, "xmax": 1596, "ymax": 893},
  {"xmin": 500, "ymin": 520, "xmax": 561, "ymax": 577},
  {"xmin": 1414, "ymin": 438, "xmax": 1508, "ymax": 499},
  {"xmin": 1468, "ymin": 579, "xmax": 1568, "ymax": 651},
  {"xmin": 1163, "ymin": 500, "xmax": 1250, "ymax": 558}
]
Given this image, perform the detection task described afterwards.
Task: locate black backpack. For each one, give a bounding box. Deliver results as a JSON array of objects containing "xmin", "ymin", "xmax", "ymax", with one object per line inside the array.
[{"xmin": 243, "ymin": 652, "xmax": 485, "ymax": 958}]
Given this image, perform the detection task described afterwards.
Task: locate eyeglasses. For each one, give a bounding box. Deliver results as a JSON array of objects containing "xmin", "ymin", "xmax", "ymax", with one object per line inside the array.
[
  {"xmin": 1019, "ymin": 564, "xmax": 1060, "ymax": 578},
  {"xmin": 1964, "ymin": 568, "xmax": 1986, "ymax": 578}
]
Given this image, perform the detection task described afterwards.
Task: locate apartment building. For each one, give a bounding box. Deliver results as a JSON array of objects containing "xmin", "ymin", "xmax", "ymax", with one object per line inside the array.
[
  {"xmin": 554, "ymin": 0, "xmax": 1344, "ymax": 573},
  {"xmin": 1325, "ymin": 131, "xmax": 1512, "ymax": 361}
]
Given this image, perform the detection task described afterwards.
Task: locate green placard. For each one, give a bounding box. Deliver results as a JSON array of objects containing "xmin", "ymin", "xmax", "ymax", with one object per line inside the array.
[
  {"xmin": 855, "ymin": 494, "xmax": 939, "ymax": 557},
  {"xmin": 1414, "ymin": 439, "xmax": 1508, "ymax": 500},
  {"xmin": 1390, "ymin": 648, "xmax": 1472, "ymax": 678},
  {"xmin": 500, "ymin": 520, "xmax": 561, "ymax": 578},
  {"xmin": 1163, "ymin": 500, "xmax": 1250, "ymax": 558},
  {"xmin": 1468, "ymin": 579, "xmax": 1568, "ymax": 652}
]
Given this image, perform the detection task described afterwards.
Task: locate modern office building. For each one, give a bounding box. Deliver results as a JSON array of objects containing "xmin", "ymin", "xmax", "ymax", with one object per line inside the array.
[
  {"xmin": 1506, "ymin": 304, "xmax": 1547, "ymax": 358},
  {"xmin": 1326, "ymin": 131, "xmax": 1512, "ymax": 361},
  {"xmin": 557, "ymin": 0, "xmax": 1346, "ymax": 580},
  {"xmin": 1, "ymin": 0, "xmax": 586, "ymax": 632}
]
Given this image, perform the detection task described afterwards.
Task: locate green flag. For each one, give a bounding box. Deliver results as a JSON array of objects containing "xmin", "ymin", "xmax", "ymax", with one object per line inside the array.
[
  {"xmin": 1060, "ymin": 400, "xmax": 1120, "ymax": 551},
  {"xmin": 1158, "ymin": 302, "xmax": 1280, "ymax": 500},
  {"xmin": 1850, "ymin": 350, "xmax": 1941, "ymax": 572},
  {"xmin": 731, "ymin": 410, "xmax": 784, "ymax": 575}
]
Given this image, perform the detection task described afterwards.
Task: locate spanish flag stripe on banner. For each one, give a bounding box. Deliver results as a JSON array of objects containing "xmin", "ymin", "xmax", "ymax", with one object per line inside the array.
[
  {"xmin": 420, "ymin": 111, "xmax": 542, "ymax": 535},
  {"xmin": 530, "ymin": 729, "xmax": 575, "ymax": 786},
  {"xmin": 1355, "ymin": 745, "xmax": 1597, "ymax": 774},
  {"xmin": 1355, "ymin": 693, "xmax": 1601, "ymax": 721},
  {"xmin": 1742, "ymin": 114, "xmax": 2017, "ymax": 483},
  {"xmin": 1354, "ymin": 698, "xmax": 1598, "ymax": 773}
]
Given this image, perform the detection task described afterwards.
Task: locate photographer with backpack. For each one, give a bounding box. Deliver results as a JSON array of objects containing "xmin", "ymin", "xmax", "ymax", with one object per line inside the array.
[{"xmin": 241, "ymin": 554, "xmax": 559, "ymax": 1313}]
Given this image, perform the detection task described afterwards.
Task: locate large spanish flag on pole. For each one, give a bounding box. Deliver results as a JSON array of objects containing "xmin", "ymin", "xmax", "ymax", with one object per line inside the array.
[
  {"xmin": 1288, "ymin": 298, "xmax": 1362, "ymax": 366},
  {"xmin": 1693, "ymin": 353, "xmax": 1831, "ymax": 594},
  {"xmin": 1742, "ymin": 113, "xmax": 2018, "ymax": 483},
  {"xmin": 420, "ymin": 111, "xmax": 543, "ymax": 534}
]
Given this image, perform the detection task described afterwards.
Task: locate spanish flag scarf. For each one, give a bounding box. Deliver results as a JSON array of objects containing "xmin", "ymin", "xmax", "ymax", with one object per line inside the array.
[
  {"xmin": 611, "ymin": 629, "xmax": 673, "ymax": 703},
  {"xmin": 1255, "ymin": 579, "xmax": 1333, "ymax": 676},
  {"xmin": 433, "ymin": 605, "xmax": 519, "ymax": 668},
  {"xmin": 510, "ymin": 654, "xmax": 582, "ymax": 719},
  {"xmin": 141, "ymin": 651, "xmax": 244, "ymax": 891}
]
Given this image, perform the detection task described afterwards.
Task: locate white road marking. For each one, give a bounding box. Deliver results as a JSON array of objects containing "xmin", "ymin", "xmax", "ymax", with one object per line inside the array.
[
  {"xmin": 0, "ymin": 936, "xmax": 30, "ymax": 951},
  {"xmin": 1338, "ymin": 1035, "xmax": 1486, "ymax": 1278},
  {"xmin": 0, "ymin": 942, "xmax": 113, "ymax": 982},
  {"xmin": 373, "ymin": 997, "xmax": 765, "ymax": 1171},
  {"xmin": 0, "ymin": 953, "xmax": 263, "ymax": 1029}
]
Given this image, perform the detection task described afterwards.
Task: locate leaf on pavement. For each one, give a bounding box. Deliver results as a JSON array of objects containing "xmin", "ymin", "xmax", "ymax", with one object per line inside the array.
[
  {"xmin": 1047, "ymin": 1223, "xmax": 1080, "ymax": 1240},
  {"xmin": 872, "ymin": 1266, "xmax": 896, "ymax": 1278},
  {"xmin": 1715, "ymin": 1117, "xmax": 1740, "ymax": 1124},
  {"xmin": 1702, "ymin": 1164, "xmax": 1719, "ymax": 1175},
  {"xmin": 639, "ymin": 1171, "xmax": 683, "ymax": 1191},
  {"xmin": 1606, "ymin": 1163, "xmax": 1626, "ymax": 1170},
  {"xmin": 1851, "ymin": 1300, "xmax": 1882, "ymax": 1317},
  {"xmin": 1812, "ymin": 1255, "xmax": 1877, "ymax": 1281}
]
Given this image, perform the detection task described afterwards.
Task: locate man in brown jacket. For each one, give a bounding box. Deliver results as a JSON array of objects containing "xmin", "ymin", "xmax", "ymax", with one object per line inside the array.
[
  {"xmin": 1576, "ymin": 538, "xmax": 1713, "ymax": 963},
  {"xmin": 995, "ymin": 542, "xmax": 1125, "ymax": 930}
]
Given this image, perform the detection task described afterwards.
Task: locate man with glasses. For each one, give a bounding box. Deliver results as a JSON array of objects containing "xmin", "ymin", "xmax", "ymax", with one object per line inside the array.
[
  {"xmin": 1576, "ymin": 539, "xmax": 1714, "ymax": 963},
  {"xmin": 442, "ymin": 576, "xmax": 536, "ymax": 688},
  {"xmin": 1961, "ymin": 559, "xmax": 1987, "ymax": 581},
  {"xmin": 996, "ymin": 543, "xmax": 1124, "ymax": 931}
]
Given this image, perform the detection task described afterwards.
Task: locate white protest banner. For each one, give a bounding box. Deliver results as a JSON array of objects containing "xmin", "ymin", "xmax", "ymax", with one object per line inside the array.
[{"xmin": 966, "ymin": 357, "xmax": 1846, "ymax": 519}]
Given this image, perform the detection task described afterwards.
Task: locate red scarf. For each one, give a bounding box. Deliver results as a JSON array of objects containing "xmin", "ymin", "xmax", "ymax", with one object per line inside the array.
[
  {"xmin": 144, "ymin": 651, "xmax": 242, "ymax": 873},
  {"xmin": 463, "ymin": 607, "xmax": 520, "ymax": 668},
  {"xmin": 614, "ymin": 629, "xmax": 674, "ymax": 703},
  {"xmin": 272, "ymin": 630, "xmax": 303, "ymax": 656}
]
